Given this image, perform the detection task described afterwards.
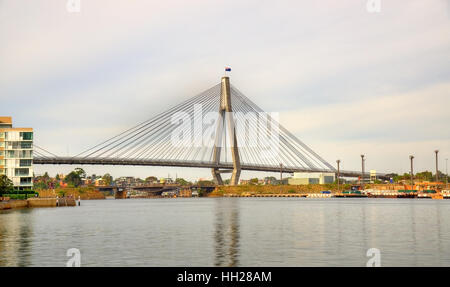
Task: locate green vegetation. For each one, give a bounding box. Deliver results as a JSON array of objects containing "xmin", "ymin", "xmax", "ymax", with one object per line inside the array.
[
  {"xmin": 3, "ymin": 192, "xmax": 39, "ymax": 199},
  {"xmin": 145, "ymin": 176, "xmax": 158, "ymax": 183},
  {"xmin": 64, "ymin": 168, "xmax": 86, "ymax": 187},
  {"xmin": 175, "ymin": 177, "xmax": 191, "ymax": 186},
  {"xmin": 197, "ymin": 180, "xmax": 215, "ymax": 186},
  {"xmin": 386, "ymin": 170, "xmax": 444, "ymax": 182},
  {"xmin": 102, "ymin": 173, "xmax": 113, "ymax": 185},
  {"xmin": 0, "ymin": 175, "xmax": 13, "ymax": 195},
  {"xmin": 57, "ymin": 190, "xmax": 66, "ymax": 197}
]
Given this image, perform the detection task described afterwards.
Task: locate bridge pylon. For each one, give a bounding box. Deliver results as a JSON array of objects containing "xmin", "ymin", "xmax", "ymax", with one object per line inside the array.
[{"xmin": 211, "ymin": 76, "xmax": 241, "ymax": 186}]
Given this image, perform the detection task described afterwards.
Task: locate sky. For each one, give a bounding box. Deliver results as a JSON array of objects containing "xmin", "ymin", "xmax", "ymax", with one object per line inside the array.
[{"xmin": 1, "ymin": 0, "xmax": 449, "ymax": 181}]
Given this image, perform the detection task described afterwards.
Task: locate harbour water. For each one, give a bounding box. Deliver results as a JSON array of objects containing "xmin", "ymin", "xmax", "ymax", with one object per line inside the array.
[{"xmin": 0, "ymin": 198, "xmax": 449, "ymax": 266}]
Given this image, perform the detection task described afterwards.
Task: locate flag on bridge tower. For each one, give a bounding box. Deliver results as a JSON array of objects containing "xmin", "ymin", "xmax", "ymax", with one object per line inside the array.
[{"xmin": 225, "ymin": 67, "xmax": 231, "ymax": 72}]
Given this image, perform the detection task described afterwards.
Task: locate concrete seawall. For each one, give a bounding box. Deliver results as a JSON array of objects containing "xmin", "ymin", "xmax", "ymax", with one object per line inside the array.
[
  {"xmin": 0, "ymin": 198, "xmax": 75, "ymax": 210},
  {"xmin": 0, "ymin": 199, "xmax": 29, "ymax": 210},
  {"xmin": 29, "ymin": 198, "xmax": 58, "ymax": 207},
  {"xmin": 56, "ymin": 197, "xmax": 76, "ymax": 207}
]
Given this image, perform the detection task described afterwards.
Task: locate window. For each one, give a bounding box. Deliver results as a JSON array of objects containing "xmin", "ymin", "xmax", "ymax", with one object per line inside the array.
[
  {"xmin": 0, "ymin": 132, "xmax": 4, "ymax": 138},
  {"xmin": 0, "ymin": 168, "xmax": 4, "ymax": 175},
  {"xmin": 20, "ymin": 159, "xmax": 32, "ymax": 167},
  {"xmin": 0, "ymin": 159, "xmax": 5, "ymax": 165},
  {"xmin": 0, "ymin": 150, "xmax": 3, "ymax": 156},
  {"xmin": 20, "ymin": 177, "xmax": 32, "ymax": 185},
  {"xmin": 21, "ymin": 142, "xmax": 32, "ymax": 149},
  {"xmin": 20, "ymin": 132, "xmax": 33, "ymax": 140},
  {"xmin": 5, "ymin": 150, "xmax": 32, "ymax": 158},
  {"xmin": 0, "ymin": 142, "xmax": 4, "ymax": 148},
  {"xmin": 15, "ymin": 168, "xmax": 29, "ymax": 176},
  {"xmin": 11, "ymin": 141, "xmax": 20, "ymax": 149},
  {"xmin": 20, "ymin": 150, "xmax": 32, "ymax": 158}
]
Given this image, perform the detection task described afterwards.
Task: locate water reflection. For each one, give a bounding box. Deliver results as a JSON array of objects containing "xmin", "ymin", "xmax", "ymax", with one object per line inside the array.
[
  {"xmin": 0, "ymin": 199, "xmax": 449, "ymax": 266},
  {"xmin": 214, "ymin": 198, "xmax": 240, "ymax": 266},
  {"xmin": 0, "ymin": 209, "xmax": 33, "ymax": 267}
]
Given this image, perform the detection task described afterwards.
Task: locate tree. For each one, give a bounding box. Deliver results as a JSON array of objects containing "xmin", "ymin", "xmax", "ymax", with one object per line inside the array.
[
  {"xmin": 64, "ymin": 171, "xmax": 82, "ymax": 187},
  {"xmin": 102, "ymin": 173, "xmax": 113, "ymax": 186},
  {"xmin": 385, "ymin": 173, "xmax": 398, "ymax": 182},
  {"xmin": 175, "ymin": 178, "xmax": 191, "ymax": 186},
  {"xmin": 197, "ymin": 180, "xmax": 215, "ymax": 186},
  {"xmin": 249, "ymin": 178, "xmax": 259, "ymax": 185},
  {"xmin": 74, "ymin": 168, "xmax": 86, "ymax": 179},
  {"xmin": 434, "ymin": 171, "xmax": 445, "ymax": 182},
  {"xmin": 145, "ymin": 176, "xmax": 158, "ymax": 183},
  {"xmin": 0, "ymin": 175, "xmax": 13, "ymax": 195},
  {"xmin": 42, "ymin": 172, "xmax": 50, "ymax": 181},
  {"xmin": 416, "ymin": 171, "xmax": 433, "ymax": 182},
  {"xmin": 264, "ymin": 176, "xmax": 277, "ymax": 184}
]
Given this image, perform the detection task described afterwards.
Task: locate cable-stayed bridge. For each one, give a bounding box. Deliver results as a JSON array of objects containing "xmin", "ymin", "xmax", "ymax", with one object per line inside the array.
[{"xmin": 34, "ymin": 77, "xmax": 384, "ymax": 184}]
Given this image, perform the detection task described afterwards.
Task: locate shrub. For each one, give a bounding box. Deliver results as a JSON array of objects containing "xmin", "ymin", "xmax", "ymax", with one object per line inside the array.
[
  {"xmin": 3, "ymin": 192, "xmax": 39, "ymax": 199},
  {"xmin": 4, "ymin": 194, "xmax": 26, "ymax": 200}
]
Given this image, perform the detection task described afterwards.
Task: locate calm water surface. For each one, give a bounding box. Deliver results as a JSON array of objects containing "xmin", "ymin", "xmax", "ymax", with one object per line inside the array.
[{"xmin": 1, "ymin": 198, "xmax": 449, "ymax": 266}]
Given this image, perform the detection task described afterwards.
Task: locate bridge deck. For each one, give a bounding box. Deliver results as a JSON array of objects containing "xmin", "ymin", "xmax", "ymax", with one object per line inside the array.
[{"xmin": 33, "ymin": 157, "xmax": 387, "ymax": 179}]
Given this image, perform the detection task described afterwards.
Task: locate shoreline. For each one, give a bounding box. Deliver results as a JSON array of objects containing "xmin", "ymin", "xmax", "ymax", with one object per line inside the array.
[{"xmin": 0, "ymin": 198, "xmax": 60, "ymax": 210}]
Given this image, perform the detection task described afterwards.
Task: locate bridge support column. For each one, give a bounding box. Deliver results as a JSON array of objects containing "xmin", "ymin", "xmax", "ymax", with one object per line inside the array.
[
  {"xmin": 212, "ymin": 168, "xmax": 224, "ymax": 185},
  {"xmin": 115, "ymin": 189, "xmax": 126, "ymax": 199},
  {"xmin": 211, "ymin": 76, "xmax": 241, "ymax": 186}
]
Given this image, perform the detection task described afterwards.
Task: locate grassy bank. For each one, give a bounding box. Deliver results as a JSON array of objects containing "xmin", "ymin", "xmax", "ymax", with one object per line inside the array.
[
  {"xmin": 209, "ymin": 184, "xmax": 347, "ymax": 197},
  {"xmin": 209, "ymin": 183, "xmax": 405, "ymax": 197},
  {"xmin": 38, "ymin": 187, "xmax": 105, "ymax": 200}
]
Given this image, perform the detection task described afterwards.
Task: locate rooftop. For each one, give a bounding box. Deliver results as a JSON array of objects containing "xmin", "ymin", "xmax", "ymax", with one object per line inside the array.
[{"xmin": 0, "ymin": 117, "xmax": 12, "ymax": 124}]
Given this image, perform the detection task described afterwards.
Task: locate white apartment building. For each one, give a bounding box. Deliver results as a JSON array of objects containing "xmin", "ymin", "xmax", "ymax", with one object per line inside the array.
[
  {"xmin": 288, "ymin": 172, "xmax": 335, "ymax": 185},
  {"xmin": 0, "ymin": 117, "xmax": 34, "ymax": 191}
]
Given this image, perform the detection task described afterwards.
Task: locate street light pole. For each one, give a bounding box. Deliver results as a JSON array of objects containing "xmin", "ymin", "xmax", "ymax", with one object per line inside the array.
[
  {"xmin": 336, "ymin": 160, "xmax": 341, "ymax": 191},
  {"xmin": 280, "ymin": 163, "xmax": 283, "ymax": 184},
  {"xmin": 361, "ymin": 154, "xmax": 365, "ymax": 190},
  {"xmin": 446, "ymin": 158, "xmax": 448, "ymax": 189},
  {"xmin": 435, "ymin": 150, "xmax": 439, "ymax": 183},
  {"xmin": 409, "ymin": 155, "xmax": 414, "ymax": 187}
]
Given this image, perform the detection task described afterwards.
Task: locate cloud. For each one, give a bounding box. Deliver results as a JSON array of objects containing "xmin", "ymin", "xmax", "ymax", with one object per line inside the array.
[{"xmin": 279, "ymin": 82, "xmax": 450, "ymax": 141}]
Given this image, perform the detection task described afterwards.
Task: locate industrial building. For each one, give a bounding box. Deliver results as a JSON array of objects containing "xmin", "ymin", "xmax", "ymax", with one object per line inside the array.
[
  {"xmin": 288, "ymin": 172, "xmax": 335, "ymax": 185},
  {"xmin": 0, "ymin": 117, "xmax": 34, "ymax": 190}
]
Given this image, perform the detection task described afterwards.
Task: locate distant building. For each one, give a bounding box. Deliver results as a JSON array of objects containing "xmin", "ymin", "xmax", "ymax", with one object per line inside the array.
[
  {"xmin": 370, "ymin": 170, "xmax": 377, "ymax": 182},
  {"xmin": 94, "ymin": 179, "xmax": 106, "ymax": 186},
  {"xmin": 178, "ymin": 188, "xmax": 192, "ymax": 197},
  {"xmin": 0, "ymin": 117, "xmax": 34, "ymax": 191},
  {"xmin": 239, "ymin": 179, "xmax": 250, "ymax": 185},
  {"xmin": 160, "ymin": 177, "xmax": 174, "ymax": 184},
  {"xmin": 115, "ymin": 176, "xmax": 142, "ymax": 191},
  {"xmin": 264, "ymin": 176, "xmax": 279, "ymax": 185},
  {"xmin": 288, "ymin": 172, "xmax": 335, "ymax": 185}
]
